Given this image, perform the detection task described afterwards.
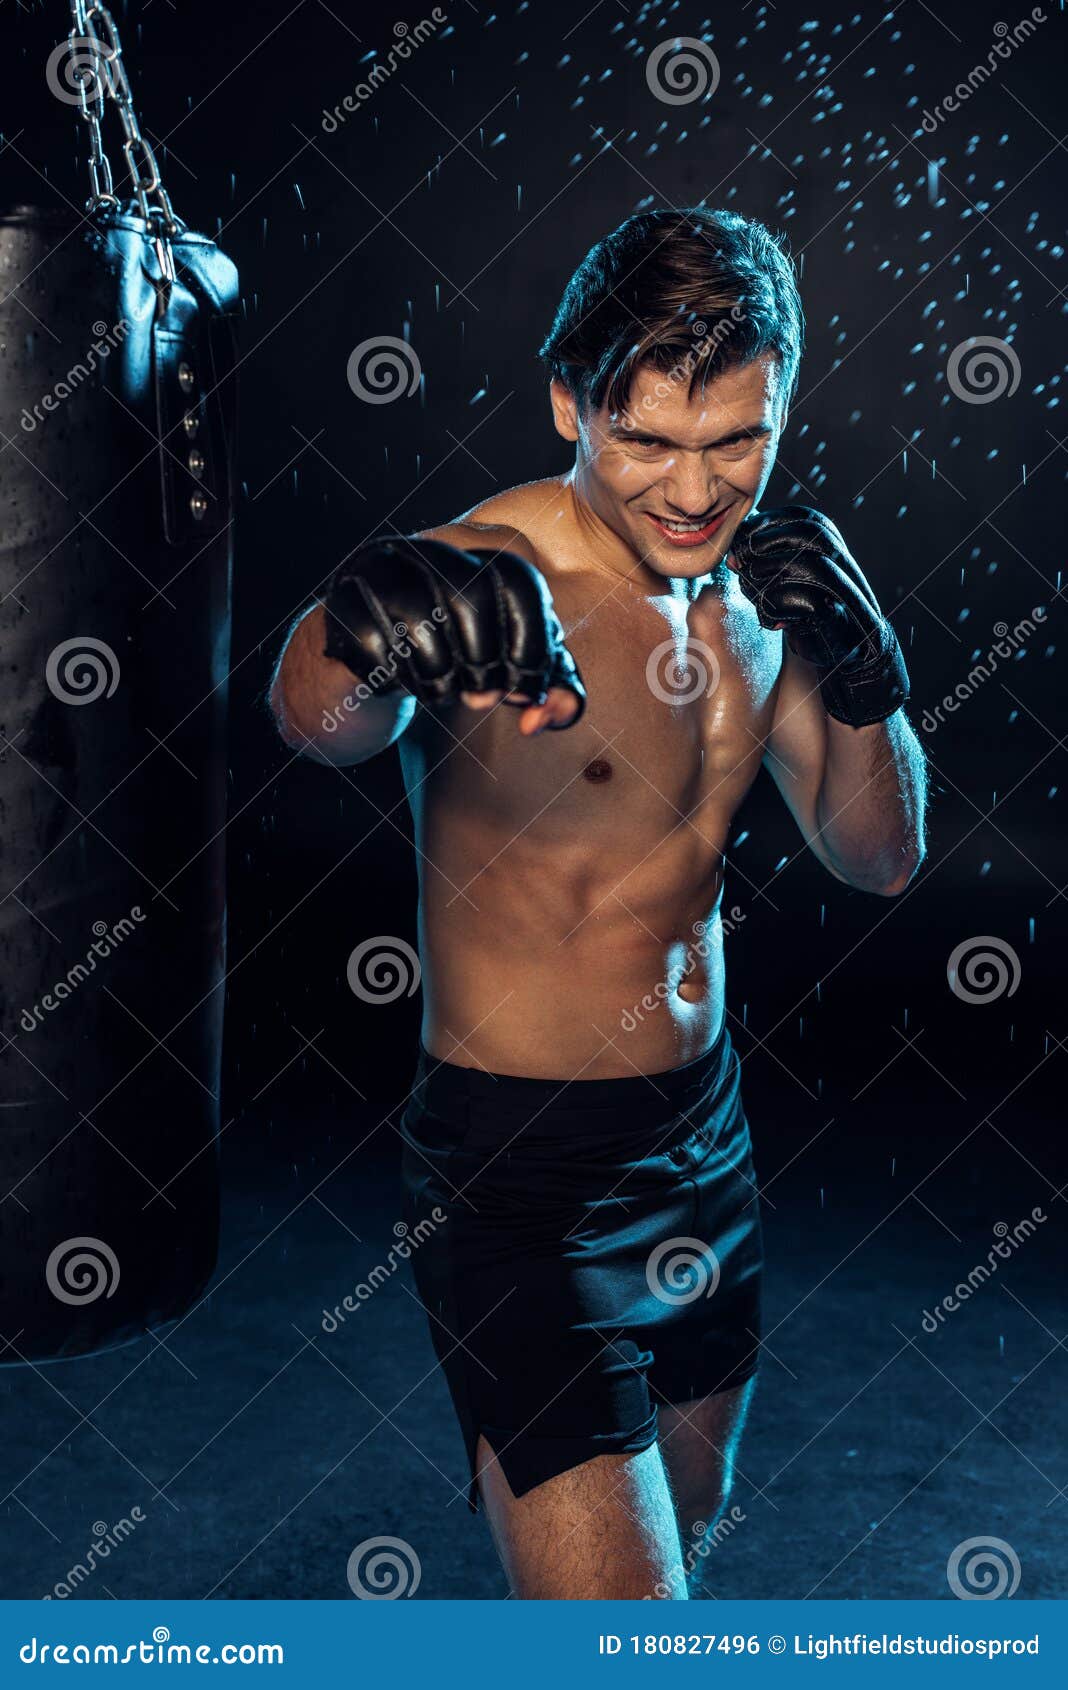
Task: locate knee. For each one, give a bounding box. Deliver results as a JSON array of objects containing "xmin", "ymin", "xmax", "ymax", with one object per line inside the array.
[{"xmin": 678, "ymin": 1472, "xmax": 733, "ymax": 1549}]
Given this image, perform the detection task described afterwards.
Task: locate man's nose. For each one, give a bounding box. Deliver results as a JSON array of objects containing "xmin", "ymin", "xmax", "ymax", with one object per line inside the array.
[{"xmin": 660, "ymin": 452, "xmax": 718, "ymax": 516}]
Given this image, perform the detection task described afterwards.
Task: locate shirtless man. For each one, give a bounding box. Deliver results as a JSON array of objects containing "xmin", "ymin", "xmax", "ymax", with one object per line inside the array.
[{"xmin": 269, "ymin": 208, "xmax": 927, "ymax": 1600}]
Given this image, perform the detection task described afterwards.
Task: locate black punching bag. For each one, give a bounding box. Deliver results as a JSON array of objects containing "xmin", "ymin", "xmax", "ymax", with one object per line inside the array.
[{"xmin": 0, "ymin": 204, "xmax": 239, "ymax": 1360}]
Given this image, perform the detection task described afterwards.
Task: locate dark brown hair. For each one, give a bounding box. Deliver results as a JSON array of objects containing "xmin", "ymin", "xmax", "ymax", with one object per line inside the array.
[{"xmin": 538, "ymin": 207, "xmax": 803, "ymax": 416}]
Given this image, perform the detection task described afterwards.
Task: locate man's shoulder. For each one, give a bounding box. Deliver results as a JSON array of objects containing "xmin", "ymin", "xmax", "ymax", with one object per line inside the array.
[{"xmin": 416, "ymin": 478, "xmax": 568, "ymax": 569}]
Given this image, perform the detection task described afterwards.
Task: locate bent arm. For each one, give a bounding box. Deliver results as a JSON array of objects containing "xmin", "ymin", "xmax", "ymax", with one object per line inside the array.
[
  {"xmin": 763, "ymin": 645, "xmax": 927, "ymax": 896},
  {"xmin": 268, "ymin": 602, "xmax": 416, "ymax": 766}
]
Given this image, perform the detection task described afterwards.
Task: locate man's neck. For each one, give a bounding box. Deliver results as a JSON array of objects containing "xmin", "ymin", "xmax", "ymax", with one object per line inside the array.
[{"xmin": 562, "ymin": 474, "xmax": 661, "ymax": 590}]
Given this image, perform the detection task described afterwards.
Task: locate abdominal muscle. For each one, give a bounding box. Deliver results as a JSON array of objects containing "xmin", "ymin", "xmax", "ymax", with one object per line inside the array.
[
  {"xmin": 394, "ymin": 529, "xmax": 771, "ymax": 1081},
  {"xmin": 415, "ymin": 837, "xmax": 730, "ymax": 1080}
]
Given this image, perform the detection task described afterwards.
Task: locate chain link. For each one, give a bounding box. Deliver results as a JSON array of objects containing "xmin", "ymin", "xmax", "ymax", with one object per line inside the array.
[{"xmin": 66, "ymin": 0, "xmax": 180, "ymax": 241}]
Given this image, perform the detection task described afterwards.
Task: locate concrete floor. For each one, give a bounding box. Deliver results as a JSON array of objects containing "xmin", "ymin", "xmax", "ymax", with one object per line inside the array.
[{"xmin": 2, "ymin": 1098, "xmax": 1063, "ymax": 1603}]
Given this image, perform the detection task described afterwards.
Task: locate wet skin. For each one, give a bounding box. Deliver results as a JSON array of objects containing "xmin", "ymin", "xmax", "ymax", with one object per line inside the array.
[{"xmin": 404, "ymin": 356, "xmax": 798, "ymax": 1078}]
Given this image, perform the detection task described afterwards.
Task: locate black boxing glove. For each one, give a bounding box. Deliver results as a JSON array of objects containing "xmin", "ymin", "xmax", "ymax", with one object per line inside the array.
[
  {"xmin": 319, "ymin": 535, "xmax": 586, "ymax": 726},
  {"xmin": 731, "ymin": 506, "xmax": 909, "ymax": 728}
]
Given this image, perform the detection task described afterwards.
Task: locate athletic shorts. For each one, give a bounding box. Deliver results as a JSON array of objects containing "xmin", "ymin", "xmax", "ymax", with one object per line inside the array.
[{"xmin": 399, "ymin": 1023, "xmax": 763, "ymax": 1512}]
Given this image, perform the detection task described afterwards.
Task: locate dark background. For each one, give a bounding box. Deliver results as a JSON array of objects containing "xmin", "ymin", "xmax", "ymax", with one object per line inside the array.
[{"xmin": 2, "ymin": 0, "xmax": 1065, "ymax": 1601}]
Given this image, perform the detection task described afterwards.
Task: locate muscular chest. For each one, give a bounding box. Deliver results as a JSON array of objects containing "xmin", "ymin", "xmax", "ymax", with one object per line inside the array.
[{"xmin": 416, "ymin": 576, "xmax": 782, "ymax": 842}]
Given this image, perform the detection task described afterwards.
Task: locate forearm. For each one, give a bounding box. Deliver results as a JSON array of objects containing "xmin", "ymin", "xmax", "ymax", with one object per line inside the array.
[
  {"xmin": 815, "ymin": 710, "xmax": 927, "ymax": 896},
  {"xmin": 268, "ymin": 604, "xmax": 415, "ymax": 765}
]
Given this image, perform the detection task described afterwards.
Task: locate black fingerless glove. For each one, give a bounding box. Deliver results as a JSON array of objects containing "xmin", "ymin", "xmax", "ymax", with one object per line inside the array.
[
  {"xmin": 320, "ymin": 536, "xmax": 586, "ymax": 724},
  {"xmin": 731, "ymin": 506, "xmax": 909, "ymax": 728}
]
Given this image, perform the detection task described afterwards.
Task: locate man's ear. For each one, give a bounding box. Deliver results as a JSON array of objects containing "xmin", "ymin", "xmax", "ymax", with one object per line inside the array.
[{"xmin": 549, "ymin": 378, "xmax": 580, "ymax": 443}]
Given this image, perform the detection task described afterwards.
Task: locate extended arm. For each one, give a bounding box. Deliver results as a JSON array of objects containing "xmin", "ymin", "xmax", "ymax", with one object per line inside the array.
[
  {"xmin": 268, "ymin": 527, "xmax": 584, "ymax": 765},
  {"xmin": 268, "ymin": 600, "xmax": 416, "ymax": 766}
]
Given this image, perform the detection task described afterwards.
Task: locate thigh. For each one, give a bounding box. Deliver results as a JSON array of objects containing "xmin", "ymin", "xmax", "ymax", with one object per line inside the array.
[
  {"xmin": 658, "ymin": 1378, "xmax": 756, "ymax": 1535},
  {"xmin": 475, "ymin": 1433, "xmax": 686, "ymax": 1601}
]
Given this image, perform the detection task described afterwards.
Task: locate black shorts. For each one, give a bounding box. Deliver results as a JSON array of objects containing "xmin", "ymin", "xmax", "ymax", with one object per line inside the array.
[{"xmin": 399, "ymin": 1024, "xmax": 763, "ymax": 1513}]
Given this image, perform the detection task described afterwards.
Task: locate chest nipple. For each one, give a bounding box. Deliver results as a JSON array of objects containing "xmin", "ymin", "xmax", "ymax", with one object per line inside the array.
[{"xmin": 581, "ymin": 758, "xmax": 613, "ymax": 783}]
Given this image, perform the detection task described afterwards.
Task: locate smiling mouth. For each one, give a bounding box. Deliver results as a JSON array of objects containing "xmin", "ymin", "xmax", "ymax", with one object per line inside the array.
[{"xmin": 645, "ymin": 506, "xmax": 733, "ymax": 547}]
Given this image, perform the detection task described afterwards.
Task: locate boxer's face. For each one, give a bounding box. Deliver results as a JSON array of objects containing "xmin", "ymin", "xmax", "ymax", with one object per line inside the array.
[{"xmin": 551, "ymin": 351, "xmax": 788, "ymax": 579}]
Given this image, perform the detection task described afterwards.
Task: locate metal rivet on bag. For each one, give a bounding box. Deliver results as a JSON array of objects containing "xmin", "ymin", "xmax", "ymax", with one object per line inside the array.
[
  {"xmin": 187, "ymin": 449, "xmax": 206, "ymax": 477},
  {"xmin": 178, "ymin": 362, "xmax": 196, "ymax": 393},
  {"xmin": 189, "ymin": 492, "xmax": 209, "ymax": 520}
]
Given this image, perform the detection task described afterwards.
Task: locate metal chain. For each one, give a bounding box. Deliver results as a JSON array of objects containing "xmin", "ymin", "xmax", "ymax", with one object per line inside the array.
[{"xmin": 66, "ymin": 0, "xmax": 180, "ymax": 241}]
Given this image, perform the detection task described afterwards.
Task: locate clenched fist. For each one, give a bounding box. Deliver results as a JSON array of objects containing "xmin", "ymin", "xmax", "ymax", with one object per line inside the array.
[
  {"xmin": 731, "ymin": 506, "xmax": 909, "ymax": 728},
  {"xmin": 320, "ymin": 536, "xmax": 586, "ymax": 729}
]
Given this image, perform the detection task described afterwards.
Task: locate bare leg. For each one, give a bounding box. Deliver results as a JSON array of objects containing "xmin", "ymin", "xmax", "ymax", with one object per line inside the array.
[
  {"xmin": 475, "ymin": 1432, "xmax": 686, "ymax": 1600},
  {"xmin": 658, "ymin": 1378, "xmax": 756, "ymax": 1596}
]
